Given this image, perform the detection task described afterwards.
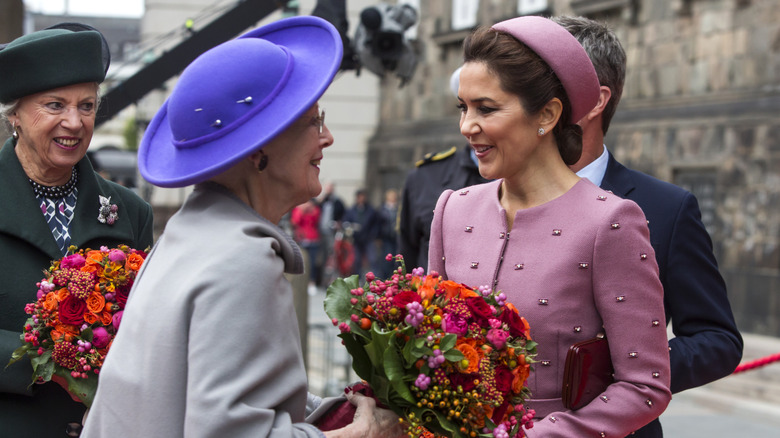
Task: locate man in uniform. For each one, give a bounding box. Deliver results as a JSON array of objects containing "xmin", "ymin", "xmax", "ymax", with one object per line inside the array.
[{"xmin": 399, "ymin": 145, "xmax": 488, "ymax": 269}]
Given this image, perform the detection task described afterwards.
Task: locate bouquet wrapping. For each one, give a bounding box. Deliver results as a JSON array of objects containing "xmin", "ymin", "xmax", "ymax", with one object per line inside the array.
[
  {"xmin": 324, "ymin": 255, "xmax": 538, "ymax": 438},
  {"xmin": 7, "ymin": 245, "xmax": 147, "ymax": 406}
]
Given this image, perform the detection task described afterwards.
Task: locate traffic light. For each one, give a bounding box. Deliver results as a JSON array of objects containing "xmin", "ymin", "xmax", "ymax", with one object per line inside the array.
[{"xmin": 353, "ymin": 2, "xmax": 418, "ymax": 86}]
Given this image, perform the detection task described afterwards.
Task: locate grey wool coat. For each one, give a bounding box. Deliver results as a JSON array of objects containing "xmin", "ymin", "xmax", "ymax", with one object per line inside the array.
[
  {"xmin": 0, "ymin": 137, "xmax": 154, "ymax": 437},
  {"xmin": 83, "ymin": 183, "xmax": 331, "ymax": 438}
]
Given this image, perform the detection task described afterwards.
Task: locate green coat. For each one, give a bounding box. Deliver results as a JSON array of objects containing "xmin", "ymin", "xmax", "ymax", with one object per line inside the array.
[{"xmin": 0, "ymin": 137, "xmax": 154, "ymax": 437}]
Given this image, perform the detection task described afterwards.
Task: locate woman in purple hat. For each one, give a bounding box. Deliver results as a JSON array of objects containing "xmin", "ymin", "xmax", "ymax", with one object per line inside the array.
[
  {"xmin": 428, "ymin": 16, "xmax": 672, "ymax": 436},
  {"xmin": 82, "ymin": 16, "xmax": 402, "ymax": 438}
]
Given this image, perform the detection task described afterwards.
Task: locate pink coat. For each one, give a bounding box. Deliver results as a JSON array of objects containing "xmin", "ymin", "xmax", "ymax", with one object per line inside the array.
[{"xmin": 429, "ymin": 179, "xmax": 671, "ymax": 437}]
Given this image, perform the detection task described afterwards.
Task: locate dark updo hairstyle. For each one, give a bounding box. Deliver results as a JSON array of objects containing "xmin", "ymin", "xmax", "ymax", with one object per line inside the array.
[{"xmin": 462, "ymin": 26, "xmax": 583, "ymax": 165}]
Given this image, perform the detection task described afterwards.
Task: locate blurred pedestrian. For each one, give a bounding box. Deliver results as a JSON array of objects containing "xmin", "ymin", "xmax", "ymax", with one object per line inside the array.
[
  {"xmin": 317, "ymin": 181, "xmax": 345, "ymax": 285},
  {"xmin": 343, "ymin": 189, "xmax": 380, "ymax": 279},
  {"xmin": 291, "ymin": 198, "xmax": 322, "ymax": 293},
  {"xmin": 377, "ymin": 188, "xmax": 399, "ymax": 277}
]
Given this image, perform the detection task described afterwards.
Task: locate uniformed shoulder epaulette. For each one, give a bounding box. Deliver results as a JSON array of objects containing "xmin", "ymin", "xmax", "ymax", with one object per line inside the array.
[{"xmin": 415, "ymin": 146, "xmax": 457, "ymax": 167}]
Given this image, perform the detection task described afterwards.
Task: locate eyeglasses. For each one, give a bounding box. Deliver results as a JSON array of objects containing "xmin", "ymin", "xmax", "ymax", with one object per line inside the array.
[{"xmin": 314, "ymin": 108, "xmax": 326, "ymax": 134}]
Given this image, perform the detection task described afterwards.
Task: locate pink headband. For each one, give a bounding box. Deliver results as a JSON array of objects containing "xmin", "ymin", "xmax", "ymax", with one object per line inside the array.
[{"xmin": 492, "ymin": 16, "xmax": 600, "ymax": 122}]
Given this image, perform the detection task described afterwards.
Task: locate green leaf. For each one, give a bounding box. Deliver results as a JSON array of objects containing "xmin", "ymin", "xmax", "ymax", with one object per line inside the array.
[
  {"xmin": 383, "ymin": 344, "xmax": 415, "ymax": 404},
  {"xmin": 54, "ymin": 369, "xmax": 97, "ymax": 408},
  {"xmin": 439, "ymin": 333, "xmax": 457, "ymax": 351},
  {"xmin": 339, "ymin": 333, "xmax": 372, "ymax": 382},
  {"xmin": 402, "ymin": 335, "xmax": 416, "ymax": 364},
  {"xmin": 80, "ymin": 327, "xmax": 94, "ymax": 342},
  {"xmin": 30, "ymin": 350, "xmax": 52, "ymax": 373},
  {"xmin": 443, "ymin": 348, "xmax": 464, "ymax": 362},
  {"xmin": 35, "ymin": 360, "xmax": 55, "ymax": 382},
  {"xmin": 6, "ymin": 344, "xmax": 32, "ymax": 368},
  {"xmin": 363, "ymin": 325, "xmax": 394, "ymax": 369},
  {"xmin": 323, "ymin": 275, "xmax": 360, "ymax": 323}
]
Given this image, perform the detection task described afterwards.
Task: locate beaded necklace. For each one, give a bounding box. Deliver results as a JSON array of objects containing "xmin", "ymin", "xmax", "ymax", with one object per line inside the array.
[{"xmin": 28, "ymin": 167, "xmax": 79, "ymax": 199}]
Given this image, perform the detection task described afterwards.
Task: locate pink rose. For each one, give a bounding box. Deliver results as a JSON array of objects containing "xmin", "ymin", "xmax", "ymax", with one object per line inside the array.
[
  {"xmin": 60, "ymin": 254, "xmax": 86, "ymax": 270},
  {"xmin": 112, "ymin": 310, "xmax": 124, "ymax": 330},
  {"xmin": 91, "ymin": 326, "xmax": 111, "ymax": 349},
  {"xmin": 58, "ymin": 295, "xmax": 88, "ymax": 325},
  {"xmin": 442, "ymin": 313, "xmax": 468, "ymax": 337},
  {"xmin": 487, "ymin": 328, "xmax": 510, "ymax": 350},
  {"xmin": 108, "ymin": 249, "xmax": 126, "ymax": 263}
]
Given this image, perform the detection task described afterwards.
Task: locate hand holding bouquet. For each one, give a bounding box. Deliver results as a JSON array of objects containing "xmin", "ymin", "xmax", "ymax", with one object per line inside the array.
[
  {"xmin": 7, "ymin": 245, "xmax": 147, "ymax": 407},
  {"xmin": 324, "ymin": 255, "xmax": 537, "ymax": 438}
]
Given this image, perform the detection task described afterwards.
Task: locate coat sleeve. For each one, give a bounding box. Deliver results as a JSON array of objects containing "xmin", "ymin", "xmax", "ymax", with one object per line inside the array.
[
  {"xmin": 664, "ymin": 192, "xmax": 743, "ymax": 393},
  {"xmin": 526, "ymin": 200, "xmax": 672, "ymax": 438},
  {"xmin": 426, "ymin": 189, "xmax": 454, "ymax": 277},
  {"xmin": 183, "ymin": 241, "xmax": 324, "ymax": 438}
]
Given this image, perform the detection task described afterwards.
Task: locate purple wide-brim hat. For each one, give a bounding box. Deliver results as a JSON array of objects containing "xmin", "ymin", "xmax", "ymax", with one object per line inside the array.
[
  {"xmin": 138, "ymin": 16, "xmax": 343, "ymax": 188},
  {"xmin": 492, "ymin": 16, "xmax": 599, "ymax": 123}
]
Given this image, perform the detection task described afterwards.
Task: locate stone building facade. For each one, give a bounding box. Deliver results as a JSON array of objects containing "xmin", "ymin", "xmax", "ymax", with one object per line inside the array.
[{"xmin": 367, "ymin": 0, "xmax": 780, "ymax": 336}]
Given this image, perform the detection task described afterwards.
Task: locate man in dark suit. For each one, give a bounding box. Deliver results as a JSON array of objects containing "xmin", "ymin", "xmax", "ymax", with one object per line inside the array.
[{"xmin": 554, "ymin": 16, "xmax": 743, "ymax": 437}]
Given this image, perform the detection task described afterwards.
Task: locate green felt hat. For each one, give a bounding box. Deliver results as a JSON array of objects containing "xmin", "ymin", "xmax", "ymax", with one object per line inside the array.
[{"xmin": 0, "ymin": 28, "xmax": 106, "ymax": 103}]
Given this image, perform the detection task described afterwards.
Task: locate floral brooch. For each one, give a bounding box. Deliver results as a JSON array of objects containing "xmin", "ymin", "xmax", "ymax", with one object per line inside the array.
[{"xmin": 98, "ymin": 195, "xmax": 119, "ymax": 225}]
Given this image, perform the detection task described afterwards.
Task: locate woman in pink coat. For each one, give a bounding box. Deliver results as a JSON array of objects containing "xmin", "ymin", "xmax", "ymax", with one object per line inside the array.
[{"xmin": 428, "ymin": 17, "xmax": 671, "ymax": 437}]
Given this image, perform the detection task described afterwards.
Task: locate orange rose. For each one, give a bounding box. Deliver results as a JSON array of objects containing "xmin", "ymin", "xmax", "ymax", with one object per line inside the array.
[
  {"xmin": 417, "ymin": 275, "xmax": 439, "ymax": 302},
  {"xmin": 455, "ymin": 342, "xmax": 480, "ymax": 373},
  {"xmin": 85, "ymin": 250, "xmax": 104, "ymax": 266},
  {"xmin": 458, "ymin": 285, "xmax": 478, "ymax": 299},
  {"xmin": 100, "ymin": 310, "xmax": 113, "ymax": 326},
  {"xmin": 50, "ymin": 328, "xmax": 63, "ymax": 342},
  {"xmin": 56, "ymin": 288, "xmax": 69, "ymax": 302},
  {"xmin": 125, "ymin": 253, "xmax": 144, "ymax": 271},
  {"xmin": 512, "ymin": 363, "xmax": 530, "ymax": 393},
  {"xmin": 83, "ymin": 312, "xmax": 100, "ymax": 325},
  {"xmin": 86, "ymin": 292, "xmax": 106, "ymax": 313},
  {"xmin": 439, "ymin": 280, "xmax": 462, "ymax": 300},
  {"xmin": 43, "ymin": 292, "xmax": 59, "ymax": 311}
]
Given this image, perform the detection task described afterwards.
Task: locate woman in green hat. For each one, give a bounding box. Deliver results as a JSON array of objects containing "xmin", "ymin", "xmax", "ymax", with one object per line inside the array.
[{"xmin": 0, "ymin": 24, "xmax": 154, "ymax": 436}]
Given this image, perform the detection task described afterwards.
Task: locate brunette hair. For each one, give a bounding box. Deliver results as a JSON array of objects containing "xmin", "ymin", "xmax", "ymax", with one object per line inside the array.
[{"xmin": 462, "ymin": 26, "xmax": 583, "ymax": 165}]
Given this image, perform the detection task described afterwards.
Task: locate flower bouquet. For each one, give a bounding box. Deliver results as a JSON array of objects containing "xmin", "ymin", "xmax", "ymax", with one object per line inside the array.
[
  {"xmin": 7, "ymin": 245, "xmax": 147, "ymax": 407},
  {"xmin": 324, "ymin": 255, "xmax": 538, "ymax": 438}
]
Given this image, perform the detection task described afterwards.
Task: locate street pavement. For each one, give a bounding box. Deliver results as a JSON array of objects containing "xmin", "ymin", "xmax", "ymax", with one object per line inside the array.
[{"xmin": 305, "ymin": 287, "xmax": 780, "ymax": 437}]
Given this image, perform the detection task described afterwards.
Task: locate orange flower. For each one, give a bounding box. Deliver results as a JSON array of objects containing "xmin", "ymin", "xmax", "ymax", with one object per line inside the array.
[
  {"xmin": 100, "ymin": 310, "xmax": 113, "ymax": 326},
  {"xmin": 125, "ymin": 253, "xmax": 144, "ymax": 271},
  {"xmin": 43, "ymin": 292, "xmax": 59, "ymax": 311},
  {"xmin": 85, "ymin": 250, "xmax": 104, "ymax": 266},
  {"xmin": 417, "ymin": 275, "xmax": 439, "ymax": 302},
  {"xmin": 83, "ymin": 312, "xmax": 100, "ymax": 325},
  {"xmin": 512, "ymin": 363, "xmax": 531, "ymax": 393},
  {"xmin": 86, "ymin": 292, "xmax": 106, "ymax": 313},
  {"xmin": 439, "ymin": 280, "xmax": 461, "ymax": 300},
  {"xmin": 56, "ymin": 288, "xmax": 69, "ymax": 302},
  {"xmin": 455, "ymin": 342, "xmax": 480, "ymax": 373},
  {"xmin": 457, "ymin": 285, "xmax": 478, "ymax": 299}
]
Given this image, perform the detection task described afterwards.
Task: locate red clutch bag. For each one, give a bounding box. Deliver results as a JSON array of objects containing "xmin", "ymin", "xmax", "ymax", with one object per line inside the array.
[
  {"xmin": 313, "ymin": 383, "xmax": 383, "ymax": 431},
  {"xmin": 561, "ymin": 334, "xmax": 614, "ymax": 410}
]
